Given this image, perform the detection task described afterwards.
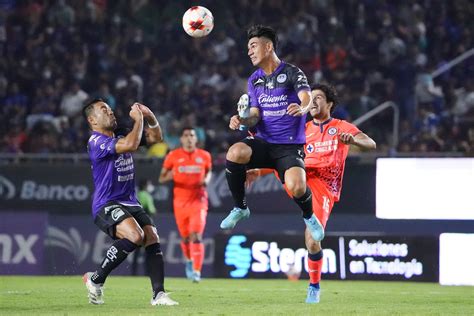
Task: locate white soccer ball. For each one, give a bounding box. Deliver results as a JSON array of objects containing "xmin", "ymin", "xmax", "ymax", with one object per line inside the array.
[{"xmin": 182, "ymin": 6, "xmax": 214, "ymax": 38}]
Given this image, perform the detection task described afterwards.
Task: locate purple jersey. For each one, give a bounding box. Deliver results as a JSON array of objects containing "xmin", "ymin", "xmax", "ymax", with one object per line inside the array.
[
  {"xmin": 87, "ymin": 131, "xmax": 139, "ymax": 217},
  {"xmin": 248, "ymin": 62, "xmax": 310, "ymax": 144}
]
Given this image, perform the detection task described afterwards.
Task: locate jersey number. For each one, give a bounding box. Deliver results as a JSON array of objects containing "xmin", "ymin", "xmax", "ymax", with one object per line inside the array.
[{"xmin": 322, "ymin": 196, "xmax": 330, "ymax": 214}]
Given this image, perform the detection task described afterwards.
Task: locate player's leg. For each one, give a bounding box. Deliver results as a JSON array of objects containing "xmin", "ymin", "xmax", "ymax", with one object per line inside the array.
[
  {"xmin": 91, "ymin": 207, "xmax": 143, "ymax": 285},
  {"xmin": 175, "ymin": 211, "xmax": 193, "ymax": 279},
  {"xmin": 84, "ymin": 204, "xmax": 143, "ymax": 304},
  {"xmin": 226, "ymin": 141, "xmax": 252, "ymax": 209},
  {"xmin": 221, "ymin": 137, "xmax": 269, "ymax": 229},
  {"xmin": 277, "ymin": 148, "xmax": 324, "ymax": 241},
  {"xmin": 131, "ymin": 247, "xmax": 141, "ymax": 276},
  {"xmin": 305, "ymin": 228, "xmax": 322, "ymax": 304},
  {"xmin": 130, "ymin": 205, "xmax": 178, "ymax": 306},
  {"xmin": 93, "ymin": 217, "xmax": 143, "ymax": 283},
  {"xmin": 180, "ymin": 236, "xmax": 194, "ymax": 279},
  {"xmin": 284, "ymin": 166, "xmax": 312, "ymax": 217},
  {"xmin": 221, "ymin": 141, "xmax": 251, "ymax": 229},
  {"xmin": 141, "ymin": 225, "xmax": 178, "ymax": 306},
  {"xmin": 304, "ymin": 179, "xmax": 334, "ymax": 304},
  {"xmin": 188, "ymin": 208, "xmax": 207, "ymax": 282}
]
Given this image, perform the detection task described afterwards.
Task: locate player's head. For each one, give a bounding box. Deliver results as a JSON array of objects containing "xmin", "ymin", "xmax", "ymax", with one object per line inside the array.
[
  {"xmin": 247, "ymin": 25, "xmax": 278, "ymax": 66},
  {"xmin": 310, "ymin": 83, "xmax": 338, "ymax": 118},
  {"xmin": 180, "ymin": 127, "xmax": 198, "ymax": 151},
  {"xmin": 82, "ymin": 99, "xmax": 117, "ymax": 131}
]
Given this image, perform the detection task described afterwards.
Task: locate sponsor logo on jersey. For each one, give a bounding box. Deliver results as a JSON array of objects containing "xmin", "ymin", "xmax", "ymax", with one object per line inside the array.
[
  {"xmin": 263, "ymin": 109, "xmax": 286, "ymax": 117},
  {"xmin": 254, "ymin": 78, "xmax": 264, "ymax": 85},
  {"xmin": 178, "ymin": 165, "xmax": 202, "ymax": 174},
  {"xmin": 115, "ymin": 154, "xmax": 134, "ymax": 172},
  {"xmin": 195, "ymin": 157, "xmax": 203, "ymax": 163},
  {"xmin": 306, "ymin": 144, "xmax": 314, "ymax": 153},
  {"xmin": 258, "ymin": 94, "xmax": 288, "ymax": 104},
  {"xmin": 265, "ymin": 80, "xmax": 274, "ymax": 89}
]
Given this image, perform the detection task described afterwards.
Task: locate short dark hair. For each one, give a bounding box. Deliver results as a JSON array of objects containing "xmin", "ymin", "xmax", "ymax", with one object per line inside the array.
[
  {"xmin": 311, "ymin": 83, "xmax": 338, "ymax": 114},
  {"xmin": 82, "ymin": 98, "xmax": 104, "ymax": 119},
  {"xmin": 181, "ymin": 126, "xmax": 196, "ymax": 136},
  {"xmin": 247, "ymin": 25, "xmax": 278, "ymax": 50}
]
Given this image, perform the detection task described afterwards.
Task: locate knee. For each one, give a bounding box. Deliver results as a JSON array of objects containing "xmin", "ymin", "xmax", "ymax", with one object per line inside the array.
[
  {"xmin": 145, "ymin": 232, "xmax": 159, "ymax": 245},
  {"xmin": 305, "ymin": 229, "xmax": 322, "ymax": 252},
  {"xmin": 189, "ymin": 232, "xmax": 202, "ymax": 243},
  {"xmin": 126, "ymin": 228, "xmax": 145, "ymax": 246},
  {"xmin": 226, "ymin": 143, "xmax": 251, "ymax": 163},
  {"xmin": 144, "ymin": 227, "xmax": 160, "ymax": 246},
  {"xmin": 287, "ymin": 180, "xmax": 306, "ymax": 198},
  {"xmin": 306, "ymin": 238, "xmax": 321, "ymax": 253}
]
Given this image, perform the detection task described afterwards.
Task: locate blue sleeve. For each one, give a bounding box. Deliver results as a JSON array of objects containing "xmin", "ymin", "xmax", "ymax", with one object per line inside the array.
[
  {"xmin": 248, "ymin": 78, "xmax": 258, "ymax": 108},
  {"xmin": 289, "ymin": 66, "xmax": 310, "ymax": 93}
]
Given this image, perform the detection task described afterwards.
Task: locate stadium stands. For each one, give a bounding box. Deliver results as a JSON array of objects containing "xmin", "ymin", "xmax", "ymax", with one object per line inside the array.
[{"xmin": 0, "ymin": 0, "xmax": 473, "ymax": 156}]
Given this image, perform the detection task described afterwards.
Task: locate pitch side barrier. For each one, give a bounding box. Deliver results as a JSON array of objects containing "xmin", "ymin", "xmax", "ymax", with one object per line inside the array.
[
  {"xmin": 214, "ymin": 232, "xmax": 474, "ymax": 285},
  {"xmin": 1, "ymin": 211, "xmax": 472, "ymax": 285},
  {"xmin": 0, "ymin": 159, "xmax": 376, "ymax": 215}
]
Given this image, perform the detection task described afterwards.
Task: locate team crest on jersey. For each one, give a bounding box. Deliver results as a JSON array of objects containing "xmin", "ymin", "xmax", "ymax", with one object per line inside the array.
[
  {"xmin": 277, "ymin": 74, "xmax": 287, "ymax": 83},
  {"xmin": 328, "ymin": 127, "xmax": 337, "ymax": 135},
  {"xmin": 306, "ymin": 143, "xmax": 314, "ymax": 153},
  {"xmin": 195, "ymin": 157, "xmax": 203, "ymax": 163}
]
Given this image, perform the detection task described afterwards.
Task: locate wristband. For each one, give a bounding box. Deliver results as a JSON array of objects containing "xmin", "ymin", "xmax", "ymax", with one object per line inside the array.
[{"xmin": 147, "ymin": 121, "xmax": 160, "ymax": 128}]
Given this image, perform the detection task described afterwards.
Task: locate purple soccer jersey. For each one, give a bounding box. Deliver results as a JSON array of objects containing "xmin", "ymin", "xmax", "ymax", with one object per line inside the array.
[
  {"xmin": 87, "ymin": 131, "xmax": 139, "ymax": 217},
  {"xmin": 247, "ymin": 62, "xmax": 310, "ymax": 144}
]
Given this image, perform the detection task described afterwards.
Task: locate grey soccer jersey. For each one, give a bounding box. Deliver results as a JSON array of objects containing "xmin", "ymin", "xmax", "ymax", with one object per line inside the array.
[
  {"xmin": 87, "ymin": 131, "xmax": 139, "ymax": 217},
  {"xmin": 247, "ymin": 62, "xmax": 310, "ymax": 144}
]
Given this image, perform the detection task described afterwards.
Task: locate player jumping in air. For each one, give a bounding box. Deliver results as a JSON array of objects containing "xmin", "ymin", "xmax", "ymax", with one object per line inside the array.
[
  {"xmin": 159, "ymin": 127, "xmax": 212, "ymax": 283},
  {"xmin": 220, "ymin": 25, "xmax": 325, "ymax": 242},
  {"xmin": 82, "ymin": 99, "xmax": 178, "ymax": 306},
  {"xmin": 247, "ymin": 83, "xmax": 376, "ymax": 303}
]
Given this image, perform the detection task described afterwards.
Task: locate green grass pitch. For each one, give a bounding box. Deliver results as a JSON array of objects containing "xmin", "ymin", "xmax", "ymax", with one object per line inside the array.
[{"xmin": 1, "ymin": 276, "xmax": 473, "ymax": 315}]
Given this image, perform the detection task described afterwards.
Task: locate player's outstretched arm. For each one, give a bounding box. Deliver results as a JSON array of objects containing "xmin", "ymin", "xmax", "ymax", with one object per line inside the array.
[
  {"xmin": 339, "ymin": 132, "xmax": 376, "ymax": 150},
  {"xmin": 137, "ymin": 103, "xmax": 163, "ymax": 144},
  {"xmin": 116, "ymin": 103, "xmax": 144, "ymax": 153},
  {"xmin": 229, "ymin": 108, "xmax": 260, "ymax": 130}
]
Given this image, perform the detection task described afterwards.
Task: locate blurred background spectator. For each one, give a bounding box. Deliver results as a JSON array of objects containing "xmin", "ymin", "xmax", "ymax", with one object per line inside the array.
[{"xmin": 1, "ymin": 0, "xmax": 473, "ymax": 157}]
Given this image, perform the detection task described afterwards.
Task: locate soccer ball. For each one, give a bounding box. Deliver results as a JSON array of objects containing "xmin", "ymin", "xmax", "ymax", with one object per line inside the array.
[{"xmin": 182, "ymin": 6, "xmax": 214, "ymax": 38}]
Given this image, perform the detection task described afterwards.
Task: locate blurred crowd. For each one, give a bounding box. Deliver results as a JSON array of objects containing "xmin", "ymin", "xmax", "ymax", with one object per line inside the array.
[{"xmin": 1, "ymin": 0, "xmax": 473, "ymax": 160}]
